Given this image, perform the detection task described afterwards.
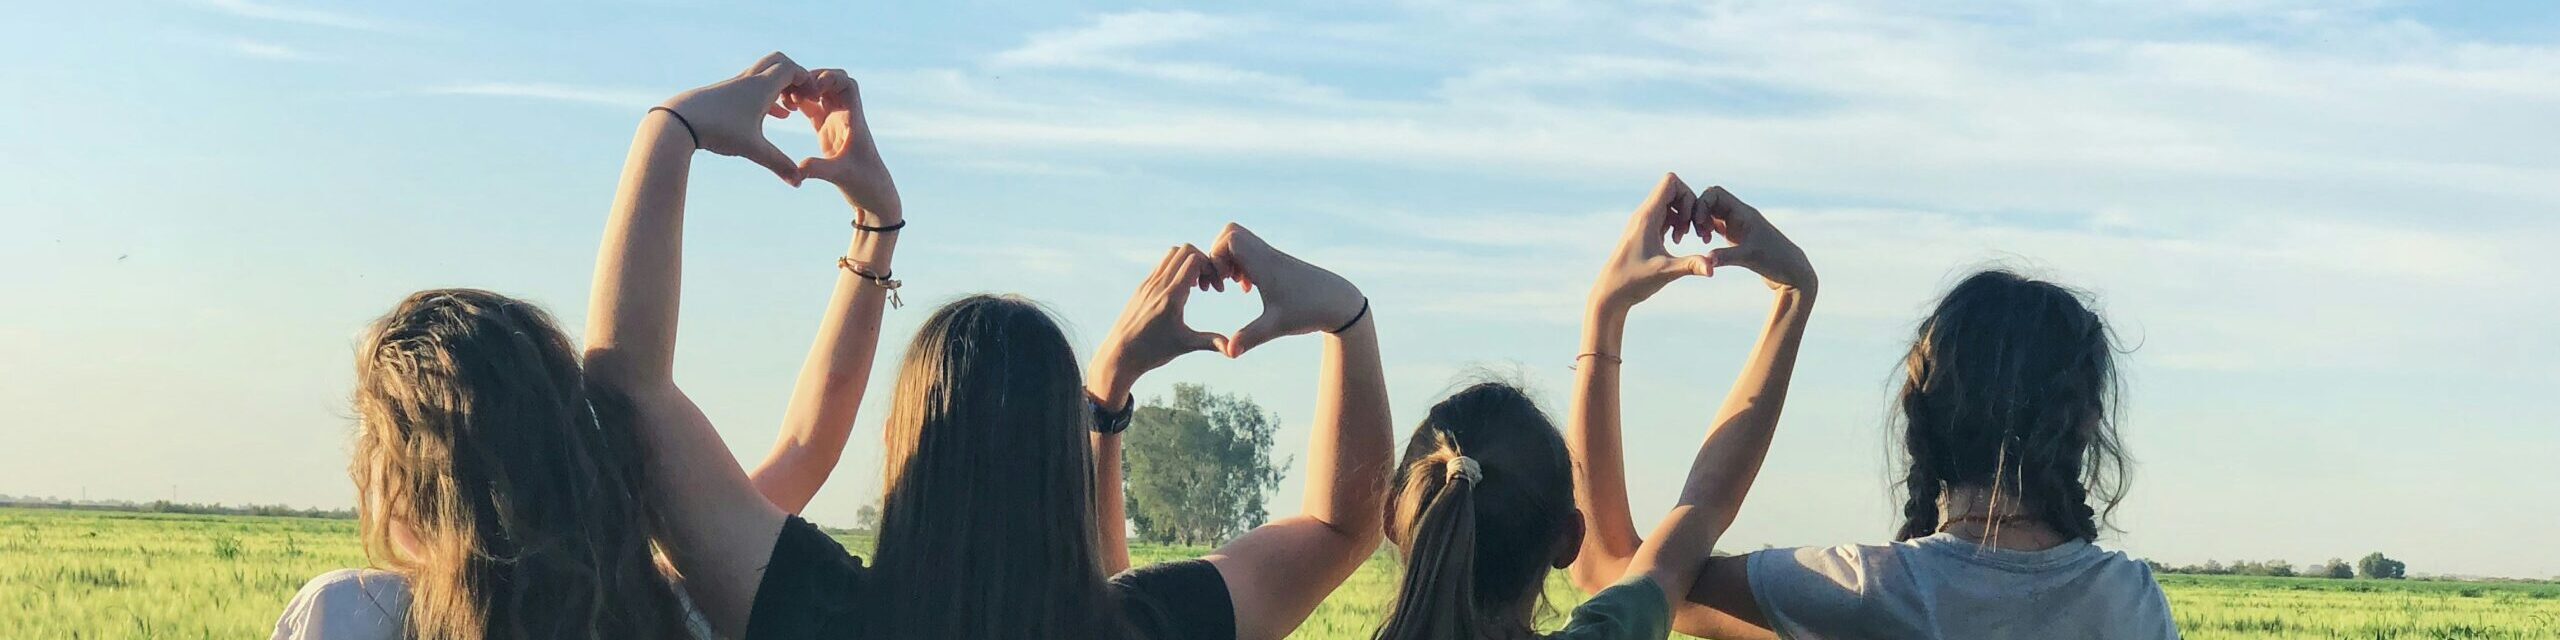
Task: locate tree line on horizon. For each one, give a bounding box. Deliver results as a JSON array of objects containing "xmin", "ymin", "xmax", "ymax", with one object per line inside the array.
[
  {"xmin": 2149, "ymin": 553, "xmax": 2408, "ymax": 580},
  {"xmin": 0, "ymin": 495, "xmax": 354, "ymax": 520}
]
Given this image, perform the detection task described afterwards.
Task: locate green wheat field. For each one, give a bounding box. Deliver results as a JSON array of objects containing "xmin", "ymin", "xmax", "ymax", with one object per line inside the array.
[{"xmin": 4, "ymin": 508, "xmax": 2555, "ymax": 639}]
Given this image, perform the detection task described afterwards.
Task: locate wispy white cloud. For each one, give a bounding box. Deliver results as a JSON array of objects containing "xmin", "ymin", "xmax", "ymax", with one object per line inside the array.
[
  {"xmin": 422, "ymin": 83, "xmax": 657, "ymax": 108},
  {"xmin": 988, "ymin": 11, "xmax": 1345, "ymax": 102},
  {"xmin": 221, "ymin": 38, "xmax": 306, "ymax": 61},
  {"xmin": 190, "ymin": 0, "xmax": 391, "ymax": 32}
]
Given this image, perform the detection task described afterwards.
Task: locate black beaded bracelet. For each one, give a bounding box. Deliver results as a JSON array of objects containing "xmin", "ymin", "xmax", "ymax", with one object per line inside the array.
[{"xmin": 853, "ymin": 218, "xmax": 907, "ymax": 233}]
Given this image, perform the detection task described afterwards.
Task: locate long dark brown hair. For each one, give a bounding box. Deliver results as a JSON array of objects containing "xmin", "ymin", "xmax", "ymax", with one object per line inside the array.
[
  {"xmin": 1892, "ymin": 270, "xmax": 2129, "ymax": 542},
  {"xmin": 868, "ymin": 294, "xmax": 1126, "ymax": 639},
  {"xmin": 1376, "ymin": 382, "xmax": 1577, "ymax": 640},
  {"xmin": 351, "ymin": 288, "xmax": 690, "ymax": 639}
]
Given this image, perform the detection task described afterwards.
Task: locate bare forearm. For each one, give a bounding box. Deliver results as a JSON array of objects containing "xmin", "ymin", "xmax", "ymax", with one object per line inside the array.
[
  {"xmin": 583, "ymin": 112, "xmax": 697, "ymax": 384},
  {"xmin": 1091, "ymin": 430, "xmax": 1130, "ymax": 574},
  {"xmin": 1641, "ymin": 288, "xmax": 1815, "ymax": 584},
  {"xmin": 750, "ymin": 225, "xmax": 901, "ymax": 514},
  {"xmin": 1681, "ymin": 289, "xmax": 1812, "ymax": 528},
  {"xmin": 1302, "ymin": 314, "xmax": 1389, "ymax": 543},
  {"xmin": 1568, "ymin": 306, "xmax": 1643, "ymax": 591}
]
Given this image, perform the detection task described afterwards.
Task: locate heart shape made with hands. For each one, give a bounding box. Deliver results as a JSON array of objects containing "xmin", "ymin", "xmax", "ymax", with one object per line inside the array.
[
  {"xmin": 662, "ymin": 55, "xmax": 898, "ymax": 218},
  {"xmin": 1597, "ymin": 173, "xmax": 1813, "ymax": 308},
  {"xmin": 1103, "ymin": 224, "xmax": 1367, "ymax": 382}
]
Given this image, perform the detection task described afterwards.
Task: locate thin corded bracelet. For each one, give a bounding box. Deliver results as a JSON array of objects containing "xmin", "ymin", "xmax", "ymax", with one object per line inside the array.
[
  {"xmin": 1568, "ymin": 351, "xmax": 1623, "ymax": 371},
  {"xmin": 648, "ymin": 107, "xmax": 700, "ymax": 149},
  {"xmin": 836, "ymin": 257, "xmax": 904, "ymax": 309},
  {"xmin": 852, "ymin": 217, "xmax": 906, "ymax": 234},
  {"xmin": 1329, "ymin": 297, "xmax": 1371, "ymax": 334}
]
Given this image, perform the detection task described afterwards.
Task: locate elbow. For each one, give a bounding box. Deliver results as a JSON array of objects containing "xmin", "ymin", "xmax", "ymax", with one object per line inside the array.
[
  {"xmin": 583, "ymin": 346, "xmax": 668, "ymax": 391},
  {"xmin": 1332, "ymin": 515, "xmax": 1387, "ymax": 559}
]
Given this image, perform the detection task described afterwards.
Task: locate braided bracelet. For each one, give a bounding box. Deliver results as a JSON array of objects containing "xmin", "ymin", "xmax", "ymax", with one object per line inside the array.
[{"xmin": 836, "ymin": 257, "xmax": 904, "ymax": 309}]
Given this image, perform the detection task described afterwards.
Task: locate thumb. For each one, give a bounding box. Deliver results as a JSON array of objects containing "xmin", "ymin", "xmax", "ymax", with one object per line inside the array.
[
  {"xmin": 1225, "ymin": 314, "xmax": 1289, "ymax": 358},
  {"xmin": 795, "ymin": 156, "xmax": 832, "ymax": 186},
  {"xmin": 1189, "ymin": 330, "xmax": 1227, "ymax": 355},
  {"xmin": 1673, "ymin": 254, "xmax": 1715, "ymax": 278},
  {"xmin": 1707, "ymin": 247, "xmax": 1749, "ymax": 272},
  {"xmin": 742, "ymin": 136, "xmax": 802, "ymax": 186}
]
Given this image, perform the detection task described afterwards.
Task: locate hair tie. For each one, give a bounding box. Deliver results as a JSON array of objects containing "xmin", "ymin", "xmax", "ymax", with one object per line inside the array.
[{"xmin": 1446, "ymin": 456, "xmax": 1482, "ymax": 484}]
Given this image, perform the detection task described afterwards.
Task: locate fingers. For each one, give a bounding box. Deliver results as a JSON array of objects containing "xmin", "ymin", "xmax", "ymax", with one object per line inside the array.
[
  {"xmin": 1168, "ymin": 245, "xmax": 1213, "ymax": 303},
  {"xmin": 1173, "ymin": 244, "xmax": 1220, "ymax": 294},
  {"xmin": 740, "ymin": 137, "xmax": 802, "ymax": 187},
  {"xmin": 1701, "ymin": 185, "xmax": 1758, "ymax": 242},
  {"xmin": 818, "ymin": 69, "xmax": 861, "ymax": 111},
  {"xmin": 1627, "ymin": 172, "xmax": 1695, "ymax": 248},
  {"xmin": 1210, "ymin": 223, "xmax": 1256, "ymax": 292},
  {"xmin": 1667, "ymin": 184, "xmax": 1700, "ymax": 246},
  {"xmin": 747, "ymin": 51, "xmax": 798, "ymax": 76}
]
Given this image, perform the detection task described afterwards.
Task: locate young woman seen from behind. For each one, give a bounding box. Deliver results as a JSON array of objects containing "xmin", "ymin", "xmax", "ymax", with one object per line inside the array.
[
  {"xmin": 1369, "ymin": 173, "xmax": 1817, "ymax": 640},
  {"xmin": 1568, "ymin": 191, "xmax": 2175, "ymax": 639},
  {"xmin": 271, "ymin": 289, "xmax": 702, "ymax": 640},
  {"xmin": 579, "ymin": 53, "xmax": 1392, "ymax": 640}
]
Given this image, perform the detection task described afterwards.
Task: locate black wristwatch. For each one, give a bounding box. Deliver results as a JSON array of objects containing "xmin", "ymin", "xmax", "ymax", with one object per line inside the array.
[{"xmin": 1090, "ymin": 394, "xmax": 1135, "ymax": 435}]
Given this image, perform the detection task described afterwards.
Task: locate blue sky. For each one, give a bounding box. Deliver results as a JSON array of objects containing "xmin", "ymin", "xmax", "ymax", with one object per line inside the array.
[{"xmin": 3, "ymin": 0, "xmax": 2556, "ymax": 579}]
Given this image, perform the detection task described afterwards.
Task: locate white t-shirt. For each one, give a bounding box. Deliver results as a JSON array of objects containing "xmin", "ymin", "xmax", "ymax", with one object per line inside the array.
[
  {"xmin": 272, "ymin": 569, "xmax": 408, "ymax": 640},
  {"xmin": 272, "ymin": 568, "xmax": 716, "ymax": 640},
  {"xmin": 1747, "ymin": 533, "xmax": 2179, "ymax": 640}
]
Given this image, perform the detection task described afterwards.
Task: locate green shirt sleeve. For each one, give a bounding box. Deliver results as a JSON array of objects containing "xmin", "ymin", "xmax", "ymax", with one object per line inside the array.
[{"xmin": 1549, "ymin": 574, "xmax": 1672, "ymax": 640}]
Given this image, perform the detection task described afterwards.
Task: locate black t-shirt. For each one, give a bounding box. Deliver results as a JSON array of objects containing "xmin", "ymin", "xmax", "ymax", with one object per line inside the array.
[{"xmin": 745, "ymin": 515, "xmax": 1236, "ymax": 640}]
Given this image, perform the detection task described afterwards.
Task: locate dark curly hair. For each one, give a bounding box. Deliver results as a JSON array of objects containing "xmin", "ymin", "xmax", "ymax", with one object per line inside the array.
[{"xmin": 1892, "ymin": 270, "xmax": 2128, "ymax": 543}]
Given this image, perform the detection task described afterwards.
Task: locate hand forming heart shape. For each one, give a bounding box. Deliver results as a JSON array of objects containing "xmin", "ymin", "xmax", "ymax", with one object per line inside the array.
[
  {"xmin": 1591, "ymin": 173, "xmax": 1815, "ymax": 312},
  {"xmin": 659, "ymin": 52, "xmax": 812, "ymax": 186},
  {"xmin": 1088, "ymin": 224, "xmax": 1369, "ymax": 406}
]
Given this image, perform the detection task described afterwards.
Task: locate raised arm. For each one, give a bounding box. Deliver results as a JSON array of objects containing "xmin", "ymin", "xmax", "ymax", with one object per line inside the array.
[
  {"xmin": 580, "ymin": 53, "xmax": 808, "ymax": 639},
  {"xmin": 744, "ymin": 69, "xmax": 906, "ymax": 515},
  {"xmin": 1200, "ymin": 223, "xmax": 1392, "ymax": 640},
  {"xmin": 1571, "ymin": 177, "xmax": 1815, "ymax": 639},
  {"xmin": 1568, "ymin": 173, "xmax": 1714, "ymax": 594},
  {"xmin": 1086, "ymin": 244, "xmax": 1228, "ymax": 574}
]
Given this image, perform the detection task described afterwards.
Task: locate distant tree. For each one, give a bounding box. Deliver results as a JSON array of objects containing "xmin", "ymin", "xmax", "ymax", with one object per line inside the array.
[
  {"xmin": 2265, "ymin": 560, "xmax": 2295, "ymax": 577},
  {"xmin": 2358, "ymin": 552, "xmax": 2406, "ymax": 580},
  {"xmin": 1122, "ymin": 384, "xmax": 1289, "ymax": 546},
  {"xmin": 2202, "ymin": 559, "xmax": 2225, "ymax": 575},
  {"xmin": 853, "ymin": 504, "xmax": 881, "ymax": 533},
  {"xmin": 2321, "ymin": 558, "xmax": 2355, "ymax": 579}
]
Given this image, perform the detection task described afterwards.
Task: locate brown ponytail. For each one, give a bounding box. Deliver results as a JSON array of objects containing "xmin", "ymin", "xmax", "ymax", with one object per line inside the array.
[
  {"xmin": 1376, "ymin": 438, "xmax": 1487, "ymax": 640},
  {"xmin": 1376, "ymin": 382, "xmax": 1574, "ymax": 640}
]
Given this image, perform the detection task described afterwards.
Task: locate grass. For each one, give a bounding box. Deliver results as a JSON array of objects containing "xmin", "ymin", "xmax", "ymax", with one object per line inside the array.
[{"xmin": 6, "ymin": 507, "xmax": 2557, "ymax": 638}]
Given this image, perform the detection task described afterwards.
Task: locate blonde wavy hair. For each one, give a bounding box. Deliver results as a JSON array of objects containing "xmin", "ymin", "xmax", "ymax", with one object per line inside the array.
[{"xmin": 352, "ymin": 288, "xmax": 689, "ymax": 639}]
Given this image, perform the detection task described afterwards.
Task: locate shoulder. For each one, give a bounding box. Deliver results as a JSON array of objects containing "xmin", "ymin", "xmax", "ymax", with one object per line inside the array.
[
  {"xmin": 2083, "ymin": 545, "xmax": 2180, "ymax": 633},
  {"xmin": 1550, "ymin": 574, "xmax": 1671, "ymax": 640},
  {"xmin": 1110, "ymin": 559, "xmax": 1235, "ymax": 640},
  {"xmin": 1746, "ymin": 544, "xmax": 1922, "ymax": 637},
  {"xmin": 1749, "ymin": 543, "xmax": 1907, "ymax": 590},
  {"xmin": 745, "ymin": 516, "xmax": 871, "ymax": 639},
  {"xmin": 273, "ymin": 569, "xmax": 409, "ymax": 640}
]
